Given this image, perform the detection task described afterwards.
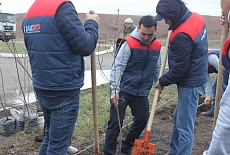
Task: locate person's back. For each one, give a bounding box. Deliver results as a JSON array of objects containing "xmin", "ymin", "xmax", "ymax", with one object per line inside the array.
[
  {"xmin": 22, "ymin": 0, "xmax": 99, "ymax": 154},
  {"xmin": 23, "ymin": 0, "xmax": 98, "ymax": 92},
  {"xmin": 155, "ymin": 0, "xmax": 208, "ymax": 87}
]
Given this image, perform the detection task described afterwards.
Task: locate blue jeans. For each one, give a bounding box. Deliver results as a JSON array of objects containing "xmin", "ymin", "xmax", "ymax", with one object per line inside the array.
[
  {"xmin": 169, "ymin": 85, "xmax": 205, "ymax": 155},
  {"xmin": 35, "ymin": 90, "xmax": 79, "ymax": 155},
  {"xmin": 103, "ymin": 91, "xmax": 149, "ymax": 155},
  {"xmin": 210, "ymin": 75, "xmax": 217, "ymax": 113}
]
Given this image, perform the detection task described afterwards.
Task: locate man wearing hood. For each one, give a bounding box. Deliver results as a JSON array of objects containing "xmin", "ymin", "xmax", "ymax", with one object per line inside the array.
[
  {"xmin": 103, "ymin": 15, "xmax": 162, "ymax": 155},
  {"xmin": 154, "ymin": 0, "xmax": 208, "ymax": 155}
]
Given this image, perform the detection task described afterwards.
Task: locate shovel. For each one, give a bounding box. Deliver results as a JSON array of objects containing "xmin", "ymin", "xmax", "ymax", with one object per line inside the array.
[
  {"xmin": 197, "ymin": 98, "xmax": 215, "ymax": 108},
  {"xmin": 132, "ymin": 30, "xmax": 172, "ymax": 155}
]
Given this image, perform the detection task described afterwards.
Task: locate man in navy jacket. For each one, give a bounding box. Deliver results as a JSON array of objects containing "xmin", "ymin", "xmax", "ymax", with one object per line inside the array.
[
  {"xmin": 22, "ymin": 0, "xmax": 99, "ymax": 154},
  {"xmin": 154, "ymin": 0, "xmax": 208, "ymax": 154}
]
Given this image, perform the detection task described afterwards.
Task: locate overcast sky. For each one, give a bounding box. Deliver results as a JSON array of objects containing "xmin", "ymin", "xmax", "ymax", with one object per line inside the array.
[{"xmin": 0, "ymin": 0, "xmax": 221, "ymax": 17}]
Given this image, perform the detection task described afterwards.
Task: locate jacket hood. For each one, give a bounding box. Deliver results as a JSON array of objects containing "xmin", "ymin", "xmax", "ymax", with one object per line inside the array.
[
  {"xmin": 130, "ymin": 27, "xmax": 156, "ymax": 45},
  {"xmin": 155, "ymin": 0, "xmax": 192, "ymax": 30}
]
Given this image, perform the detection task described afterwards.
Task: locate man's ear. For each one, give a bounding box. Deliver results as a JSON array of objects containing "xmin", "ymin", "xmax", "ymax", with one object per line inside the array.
[{"xmin": 137, "ymin": 25, "xmax": 140, "ymax": 31}]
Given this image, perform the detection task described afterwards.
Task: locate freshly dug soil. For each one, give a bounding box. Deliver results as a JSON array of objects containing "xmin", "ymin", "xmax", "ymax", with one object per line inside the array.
[{"xmin": 0, "ymin": 99, "xmax": 214, "ymax": 155}]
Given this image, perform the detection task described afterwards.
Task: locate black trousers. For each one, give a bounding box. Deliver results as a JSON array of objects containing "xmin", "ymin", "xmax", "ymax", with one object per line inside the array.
[{"xmin": 103, "ymin": 91, "xmax": 150, "ymax": 155}]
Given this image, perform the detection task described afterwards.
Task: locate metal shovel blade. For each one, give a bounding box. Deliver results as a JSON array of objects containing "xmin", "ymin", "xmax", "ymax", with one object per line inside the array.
[
  {"xmin": 131, "ymin": 131, "xmax": 156, "ymax": 155},
  {"xmin": 132, "ymin": 139, "xmax": 156, "ymax": 155}
]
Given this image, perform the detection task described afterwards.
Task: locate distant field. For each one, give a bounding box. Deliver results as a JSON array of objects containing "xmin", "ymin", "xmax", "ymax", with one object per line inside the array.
[{"xmin": 16, "ymin": 13, "xmax": 222, "ymax": 45}]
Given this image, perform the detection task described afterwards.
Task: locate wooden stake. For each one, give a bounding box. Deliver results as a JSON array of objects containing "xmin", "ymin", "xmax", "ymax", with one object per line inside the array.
[
  {"xmin": 89, "ymin": 10, "xmax": 100, "ymax": 155},
  {"xmin": 212, "ymin": 17, "xmax": 229, "ymax": 131}
]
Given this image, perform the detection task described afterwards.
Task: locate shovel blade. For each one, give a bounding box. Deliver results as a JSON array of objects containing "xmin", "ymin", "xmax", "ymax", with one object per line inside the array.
[{"xmin": 131, "ymin": 139, "xmax": 156, "ymax": 155}]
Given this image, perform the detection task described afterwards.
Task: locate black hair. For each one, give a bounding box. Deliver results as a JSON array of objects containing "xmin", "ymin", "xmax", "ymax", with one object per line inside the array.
[{"xmin": 139, "ymin": 15, "xmax": 157, "ymax": 28}]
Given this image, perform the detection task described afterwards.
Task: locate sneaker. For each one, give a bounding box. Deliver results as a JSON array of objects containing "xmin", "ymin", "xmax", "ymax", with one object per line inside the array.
[
  {"xmin": 201, "ymin": 111, "xmax": 214, "ymax": 117},
  {"xmin": 67, "ymin": 146, "xmax": 78, "ymax": 154}
]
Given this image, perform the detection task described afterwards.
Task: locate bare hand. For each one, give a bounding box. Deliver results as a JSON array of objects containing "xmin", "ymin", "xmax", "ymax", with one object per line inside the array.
[
  {"xmin": 204, "ymin": 97, "xmax": 211, "ymax": 105},
  {"xmin": 154, "ymin": 81, "xmax": 164, "ymax": 94},
  {"xmin": 220, "ymin": 11, "xmax": 226, "ymax": 25},
  {"xmin": 86, "ymin": 11, "xmax": 99, "ymax": 23},
  {"xmin": 110, "ymin": 94, "xmax": 119, "ymax": 108},
  {"xmin": 154, "ymin": 81, "xmax": 164, "ymax": 102}
]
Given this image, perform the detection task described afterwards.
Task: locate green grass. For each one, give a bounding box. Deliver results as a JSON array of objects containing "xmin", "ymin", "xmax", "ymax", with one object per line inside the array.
[
  {"xmin": 72, "ymin": 77, "xmax": 178, "ymax": 144},
  {"xmin": 72, "ymin": 83, "xmax": 133, "ymax": 144},
  {"xmin": 0, "ymin": 41, "xmax": 111, "ymax": 54},
  {"xmin": 72, "ymin": 84, "xmax": 111, "ymax": 142},
  {"xmin": 0, "ymin": 76, "xmax": 178, "ymax": 154},
  {"xmin": 0, "ymin": 41, "xmax": 26, "ymax": 54}
]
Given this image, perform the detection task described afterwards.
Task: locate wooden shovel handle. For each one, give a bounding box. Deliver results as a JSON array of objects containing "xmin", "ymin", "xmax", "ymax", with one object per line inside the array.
[
  {"xmin": 89, "ymin": 10, "xmax": 100, "ymax": 153},
  {"xmin": 198, "ymin": 98, "xmax": 215, "ymax": 108},
  {"xmin": 213, "ymin": 19, "xmax": 229, "ymax": 130},
  {"xmin": 146, "ymin": 30, "xmax": 172, "ymax": 131}
]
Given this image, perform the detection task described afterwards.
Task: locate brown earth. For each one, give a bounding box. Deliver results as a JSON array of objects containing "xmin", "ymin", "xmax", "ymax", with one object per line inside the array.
[
  {"xmin": 0, "ymin": 13, "xmax": 221, "ymax": 155},
  {"xmin": 16, "ymin": 13, "xmax": 222, "ymax": 48},
  {"xmin": 0, "ymin": 97, "xmax": 214, "ymax": 155}
]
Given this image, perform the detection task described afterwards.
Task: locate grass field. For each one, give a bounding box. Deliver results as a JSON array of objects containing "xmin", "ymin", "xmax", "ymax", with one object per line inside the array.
[{"xmin": 0, "ymin": 41, "xmax": 110, "ymax": 54}]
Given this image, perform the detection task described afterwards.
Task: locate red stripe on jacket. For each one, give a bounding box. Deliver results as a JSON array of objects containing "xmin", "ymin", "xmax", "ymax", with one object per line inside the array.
[
  {"xmin": 24, "ymin": 0, "xmax": 69, "ymax": 18},
  {"xmin": 170, "ymin": 12, "xmax": 205, "ymax": 42}
]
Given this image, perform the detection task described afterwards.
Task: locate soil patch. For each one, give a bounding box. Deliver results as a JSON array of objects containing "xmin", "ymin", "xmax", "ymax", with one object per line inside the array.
[{"xmin": 0, "ymin": 99, "xmax": 214, "ymax": 155}]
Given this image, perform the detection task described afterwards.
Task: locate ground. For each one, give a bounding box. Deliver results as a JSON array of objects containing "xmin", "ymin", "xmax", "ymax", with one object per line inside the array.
[
  {"xmin": 0, "ymin": 97, "xmax": 214, "ymax": 155},
  {"xmin": 74, "ymin": 99, "xmax": 214, "ymax": 155},
  {"xmin": 0, "ymin": 13, "xmax": 220, "ymax": 154}
]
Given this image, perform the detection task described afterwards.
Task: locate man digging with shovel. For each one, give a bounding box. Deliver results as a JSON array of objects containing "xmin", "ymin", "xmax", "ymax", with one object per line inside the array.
[
  {"xmin": 103, "ymin": 15, "xmax": 162, "ymax": 155},
  {"xmin": 154, "ymin": 0, "xmax": 208, "ymax": 155}
]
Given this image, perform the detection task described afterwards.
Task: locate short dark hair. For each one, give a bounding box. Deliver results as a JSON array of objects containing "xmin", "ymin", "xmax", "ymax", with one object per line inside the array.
[{"xmin": 139, "ymin": 15, "xmax": 157, "ymax": 28}]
